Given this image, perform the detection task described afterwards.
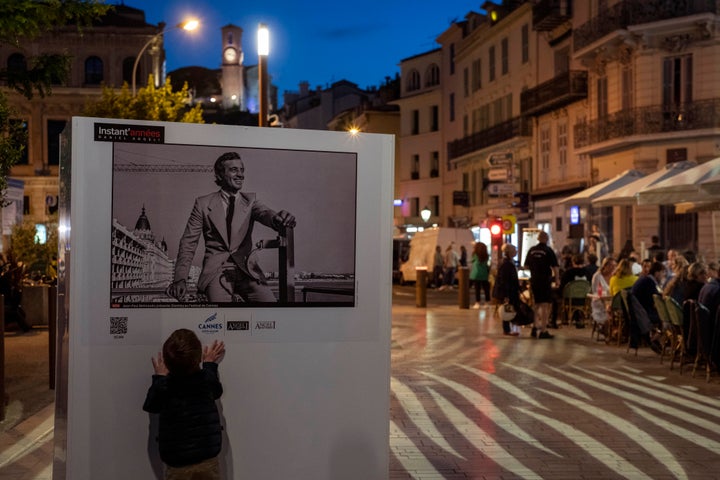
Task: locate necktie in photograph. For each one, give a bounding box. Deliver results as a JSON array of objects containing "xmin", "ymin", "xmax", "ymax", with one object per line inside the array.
[{"xmin": 226, "ymin": 195, "xmax": 235, "ymax": 244}]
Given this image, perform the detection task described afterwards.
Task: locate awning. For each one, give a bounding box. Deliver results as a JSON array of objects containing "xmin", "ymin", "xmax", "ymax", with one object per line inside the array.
[
  {"xmin": 591, "ymin": 161, "xmax": 697, "ymax": 207},
  {"xmin": 557, "ymin": 169, "xmax": 645, "ymax": 206},
  {"xmin": 699, "ymin": 173, "xmax": 720, "ymax": 196},
  {"xmin": 637, "ymin": 156, "xmax": 720, "ymax": 205}
]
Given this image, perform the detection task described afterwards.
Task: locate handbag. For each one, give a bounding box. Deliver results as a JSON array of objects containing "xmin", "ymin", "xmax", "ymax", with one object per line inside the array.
[
  {"xmin": 512, "ymin": 301, "xmax": 535, "ymax": 326},
  {"xmin": 500, "ymin": 302, "xmax": 516, "ymax": 321}
]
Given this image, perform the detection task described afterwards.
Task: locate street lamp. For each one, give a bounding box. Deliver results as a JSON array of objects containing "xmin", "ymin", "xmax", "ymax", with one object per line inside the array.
[
  {"xmin": 132, "ymin": 18, "xmax": 199, "ymax": 97},
  {"xmin": 258, "ymin": 23, "xmax": 269, "ymax": 127},
  {"xmin": 420, "ymin": 206, "xmax": 432, "ymax": 223}
]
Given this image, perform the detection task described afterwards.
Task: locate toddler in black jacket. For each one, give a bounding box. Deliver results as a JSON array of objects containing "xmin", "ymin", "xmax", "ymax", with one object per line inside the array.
[{"xmin": 143, "ymin": 329, "xmax": 225, "ymax": 479}]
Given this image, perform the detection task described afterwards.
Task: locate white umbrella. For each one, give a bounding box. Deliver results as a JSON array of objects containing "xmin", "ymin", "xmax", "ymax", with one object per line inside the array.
[
  {"xmin": 637, "ymin": 156, "xmax": 720, "ymax": 205},
  {"xmin": 592, "ymin": 161, "xmax": 697, "ymax": 207},
  {"xmin": 557, "ymin": 169, "xmax": 645, "ymax": 205}
]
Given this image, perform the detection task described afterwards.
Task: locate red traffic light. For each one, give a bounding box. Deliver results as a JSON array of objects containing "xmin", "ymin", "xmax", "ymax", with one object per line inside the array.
[{"xmin": 490, "ymin": 218, "xmax": 503, "ymax": 238}]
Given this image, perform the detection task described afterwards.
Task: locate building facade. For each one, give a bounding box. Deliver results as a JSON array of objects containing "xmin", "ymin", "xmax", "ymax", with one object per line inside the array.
[
  {"xmin": 393, "ymin": 49, "xmax": 446, "ymax": 231},
  {"xmin": 0, "ymin": 5, "xmax": 164, "ymax": 249},
  {"xmin": 395, "ymin": 0, "xmax": 720, "ymax": 260}
]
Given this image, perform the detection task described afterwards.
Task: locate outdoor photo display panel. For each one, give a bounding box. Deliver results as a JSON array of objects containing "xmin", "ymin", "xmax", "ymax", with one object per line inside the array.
[{"xmin": 55, "ymin": 118, "xmax": 393, "ymax": 480}]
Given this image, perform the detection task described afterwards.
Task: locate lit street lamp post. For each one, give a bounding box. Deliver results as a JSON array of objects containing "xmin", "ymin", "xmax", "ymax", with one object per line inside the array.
[
  {"xmin": 420, "ymin": 206, "xmax": 432, "ymax": 225},
  {"xmin": 132, "ymin": 19, "xmax": 199, "ymax": 97},
  {"xmin": 258, "ymin": 23, "xmax": 269, "ymax": 127}
]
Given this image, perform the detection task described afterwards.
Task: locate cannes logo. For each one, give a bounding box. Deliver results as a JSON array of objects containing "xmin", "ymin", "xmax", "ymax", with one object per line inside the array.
[{"xmin": 198, "ymin": 312, "xmax": 223, "ymax": 333}]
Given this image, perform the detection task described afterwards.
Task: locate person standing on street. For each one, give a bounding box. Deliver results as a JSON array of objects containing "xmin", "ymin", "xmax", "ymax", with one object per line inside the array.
[
  {"xmin": 470, "ymin": 241, "xmax": 490, "ymax": 308},
  {"xmin": 492, "ymin": 243, "xmax": 520, "ymax": 336},
  {"xmin": 524, "ymin": 231, "xmax": 559, "ymax": 339},
  {"xmin": 441, "ymin": 243, "xmax": 459, "ymax": 290},
  {"xmin": 433, "ymin": 245, "xmax": 445, "ymax": 289}
]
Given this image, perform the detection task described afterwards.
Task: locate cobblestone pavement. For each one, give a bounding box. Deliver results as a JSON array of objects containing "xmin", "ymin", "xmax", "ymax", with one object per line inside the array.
[
  {"xmin": 2, "ymin": 286, "xmax": 720, "ymax": 479},
  {"xmin": 390, "ymin": 285, "xmax": 720, "ymax": 479}
]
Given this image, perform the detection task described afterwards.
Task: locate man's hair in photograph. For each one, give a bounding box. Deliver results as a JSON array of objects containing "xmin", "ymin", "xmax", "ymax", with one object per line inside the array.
[{"xmin": 214, "ymin": 151, "xmax": 242, "ymax": 186}]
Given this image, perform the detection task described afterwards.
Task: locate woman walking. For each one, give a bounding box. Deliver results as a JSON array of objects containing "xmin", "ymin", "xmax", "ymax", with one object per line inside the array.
[{"xmin": 470, "ymin": 242, "xmax": 490, "ymax": 308}]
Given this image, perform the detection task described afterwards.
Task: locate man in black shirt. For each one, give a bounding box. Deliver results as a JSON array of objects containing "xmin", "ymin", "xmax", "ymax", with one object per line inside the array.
[{"xmin": 524, "ymin": 231, "xmax": 559, "ymax": 339}]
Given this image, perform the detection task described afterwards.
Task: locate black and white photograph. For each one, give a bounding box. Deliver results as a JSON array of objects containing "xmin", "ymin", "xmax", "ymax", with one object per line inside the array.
[{"xmin": 110, "ymin": 142, "xmax": 357, "ymax": 308}]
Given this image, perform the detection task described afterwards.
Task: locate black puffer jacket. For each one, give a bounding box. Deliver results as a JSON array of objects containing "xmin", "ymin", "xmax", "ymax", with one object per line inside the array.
[{"xmin": 143, "ymin": 362, "xmax": 223, "ymax": 467}]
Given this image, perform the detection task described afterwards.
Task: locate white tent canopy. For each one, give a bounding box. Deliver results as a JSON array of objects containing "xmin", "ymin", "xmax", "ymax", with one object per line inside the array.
[
  {"xmin": 557, "ymin": 169, "xmax": 645, "ymax": 205},
  {"xmin": 637, "ymin": 156, "xmax": 720, "ymax": 205},
  {"xmin": 592, "ymin": 161, "xmax": 697, "ymax": 207}
]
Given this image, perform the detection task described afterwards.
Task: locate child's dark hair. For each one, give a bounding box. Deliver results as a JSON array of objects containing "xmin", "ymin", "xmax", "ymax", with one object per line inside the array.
[{"xmin": 162, "ymin": 329, "xmax": 202, "ymax": 376}]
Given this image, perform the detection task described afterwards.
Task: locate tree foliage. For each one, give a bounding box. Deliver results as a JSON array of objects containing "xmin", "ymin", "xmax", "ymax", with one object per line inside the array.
[
  {"xmin": 83, "ymin": 76, "xmax": 204, "ymax": 123},
  {"xmin": 10, "ymin": 217, "xmax": 59, "ymax": 278},
  {"xmin": 0, "ymin": 0, "xmax": 110, "ymax": 99},
  {"xmin": 0, "ymin": 1, "xmax": 110, "ymax": 203}
]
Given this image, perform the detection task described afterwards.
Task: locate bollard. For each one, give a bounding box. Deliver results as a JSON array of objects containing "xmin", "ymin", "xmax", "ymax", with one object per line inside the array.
[
  {"xmin": 415, "ymin": 267, "xmax": 428, "ymax": 308},
  {"xmin": 458, "ymin": 266, "xmax": 470, "ymax": 309}
]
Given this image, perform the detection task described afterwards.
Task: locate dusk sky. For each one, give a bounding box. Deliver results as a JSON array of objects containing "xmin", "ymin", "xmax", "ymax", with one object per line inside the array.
[{"xmin": 127, "ymin": 1, "xmax": 497, "ymax": 102}]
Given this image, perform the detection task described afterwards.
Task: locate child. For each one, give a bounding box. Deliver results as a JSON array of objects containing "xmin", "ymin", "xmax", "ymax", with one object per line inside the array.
[{"xmin": 143, "ymin": 329, "xmax": 226, "ymax": 479}]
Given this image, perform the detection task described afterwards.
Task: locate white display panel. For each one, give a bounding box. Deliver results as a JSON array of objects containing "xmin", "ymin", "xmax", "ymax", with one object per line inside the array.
[{"xmin": 54, "ymin": 118, "xmax": 393, "ymax": 479}]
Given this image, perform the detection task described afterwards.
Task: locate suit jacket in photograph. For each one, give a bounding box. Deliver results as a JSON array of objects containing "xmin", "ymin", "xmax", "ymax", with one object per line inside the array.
[{"xmin": 173, "ymin": 191, "xmax": 277, "ymax": 292}]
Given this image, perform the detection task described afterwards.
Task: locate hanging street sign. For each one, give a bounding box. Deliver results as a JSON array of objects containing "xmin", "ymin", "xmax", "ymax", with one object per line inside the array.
[
  {"xmin": 487, "ymin": 168, "xmax": 509, "ymax": 181},
  {"xmin": 486, "ymin": 182, "xmax": 515, "ymax": 196},
  {"xmin": 501, "ymin": 214, "xmax": 516, "ymax": 234},
  {"xmin": 487, "ymin": 151, "xmax": 513, "ymax": 167}
]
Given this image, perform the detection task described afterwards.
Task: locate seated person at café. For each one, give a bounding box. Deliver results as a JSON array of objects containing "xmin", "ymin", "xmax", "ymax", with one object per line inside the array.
[
  {"xmin": 590, "ymin": 257, "xmax": 616, "ymax": 326},
  {"xmin": 630, "ymin": 261, "xmax": 665, "ymax": 327},
  {"xmin": 559, "ymin": 253, "xmax": 590, "ymax": 291},
  {"xmin": 683, "ymin": 262, "xmax": 708, "ymax": 303},
  {"xmin": 559, "ymin": 253, "xmax": 591, "ymax": 326},
  {"xmin": 609, "ymin": 258, "xmax": 638, "ymax": 296}
]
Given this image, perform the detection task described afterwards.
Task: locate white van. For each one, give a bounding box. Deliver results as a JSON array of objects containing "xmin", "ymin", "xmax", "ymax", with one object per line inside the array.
[{"xmin": 399, "ymin": 227, "xmax": 475, "ymax": 284}]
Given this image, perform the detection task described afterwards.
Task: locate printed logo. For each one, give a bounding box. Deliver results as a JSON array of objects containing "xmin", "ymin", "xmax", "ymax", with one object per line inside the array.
[
  {"xmin": 227, "ymin": 320, "xmax": 250, "ymax": 331},
  {"xmin": 94, "ymin": 122, "xmax": 165, "ymax": 144},
  {"xmin": 255, "ymin": 321, "xmax": 276, "ymax": 330},
  {"xmin": 198, "ymin": 312, "xmax": 223, "ymax": 334}
]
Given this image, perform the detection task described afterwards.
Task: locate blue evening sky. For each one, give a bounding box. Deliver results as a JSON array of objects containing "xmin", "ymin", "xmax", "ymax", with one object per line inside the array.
[{"xmin": 125, "ymin": 1, "xmax": 497, "ymax": 99}]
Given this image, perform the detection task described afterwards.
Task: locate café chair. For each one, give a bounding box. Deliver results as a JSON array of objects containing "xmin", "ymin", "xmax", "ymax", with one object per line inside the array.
[
  {"xmin": 607, "ymin": 292, "xmax": 627, "ymax": 346},
  {"xmin": 653, "ymin": 294, "xmax": 673, "ymax": 364},
  {"xmin": 691, "ymin": 302, "xmax": 713, "ymax": 382},
  {"xmin": 562, "ymin": 280, "xmax": 591, "ymax": 327},
  {"xmin": 665, "ymin": 296, "xmax": 687, "ymax": 373},
  {"xmin": 621, "ymin": 289, "xmax": 643, "ymax": 356}
]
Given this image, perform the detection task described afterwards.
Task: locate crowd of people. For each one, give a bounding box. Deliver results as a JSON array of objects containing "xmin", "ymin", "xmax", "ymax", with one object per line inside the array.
[{"xmin": 429, "ymin": 230, "xmax": 720, "ymax": 357}]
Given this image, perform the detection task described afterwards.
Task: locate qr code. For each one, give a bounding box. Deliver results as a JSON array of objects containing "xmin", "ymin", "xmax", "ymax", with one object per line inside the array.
[{"xmin": 110, "ymin": 317, "xmax": 128, "ymax": 335}]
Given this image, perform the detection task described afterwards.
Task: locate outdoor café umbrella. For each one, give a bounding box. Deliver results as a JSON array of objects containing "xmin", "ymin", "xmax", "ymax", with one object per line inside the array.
[
  {"xmin": 557, "ymin": 169, "xmax": 645, "ymax": 205},
  {"xmin": 637, "ymin": 156, "xmax": 720, "ymax": 205},
  {"xmin": 592, "ymin": 161, "xmax": 697, "ymax": 207}
]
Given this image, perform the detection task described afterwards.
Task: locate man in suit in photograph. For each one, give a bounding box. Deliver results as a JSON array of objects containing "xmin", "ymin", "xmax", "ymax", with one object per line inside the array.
[{"xmin": 168, "ymin": 151, "xmax": 296, "ymax": 303}]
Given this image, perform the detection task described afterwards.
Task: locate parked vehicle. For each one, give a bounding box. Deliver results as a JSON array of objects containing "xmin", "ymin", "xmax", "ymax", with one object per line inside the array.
[
  {"xmin": 392, "ymin": 237, "xmax": 410, "ymax": 284},
  {"xmin": 398, "ymin": 227, "xmax": 475, "ymax": 284}
]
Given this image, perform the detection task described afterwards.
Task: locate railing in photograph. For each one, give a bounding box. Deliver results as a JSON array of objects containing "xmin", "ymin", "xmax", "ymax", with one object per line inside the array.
[
  {"xmin": 521, "ymin": 70, "xmax": 588, "ymax": 117},
  {"xmin": 573, "ymin": 98, "xmax": 720, "ymax": 148},
  {"xmin": 447, "ymin": 117, "xmax": 531, "ymax": 161},
  {"xmin": 573, "ymin": 0, "xmax": 717, "ymax": 52}
]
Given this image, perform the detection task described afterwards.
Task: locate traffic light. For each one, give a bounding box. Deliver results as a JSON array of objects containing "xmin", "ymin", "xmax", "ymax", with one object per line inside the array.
[
  {"xmin": 512, "ymin": 192, "xmax": 529, "ymax": 213},
  {"xmin": 489, "ymin": 218, "xmax": 503, "ymax": 250}
]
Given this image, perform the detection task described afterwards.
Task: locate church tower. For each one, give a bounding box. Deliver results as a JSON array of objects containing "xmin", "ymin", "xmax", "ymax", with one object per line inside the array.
[{"xmin": 221, "ymin": 24, "xmax": 245, "ymax": 109}]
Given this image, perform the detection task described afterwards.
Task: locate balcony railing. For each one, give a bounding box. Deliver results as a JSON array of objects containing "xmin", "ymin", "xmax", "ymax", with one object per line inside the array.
[
  {"xmin": 573, "ymin": 0, "xmax": 717, "ymax": 52},
  {"xmin": 533, "ymin": 0, "xmax": 573, "ymax": 31},
  {"xmin": 447, "ymin": 116, "xmax": 531, "ymax": 161},
  {"xmin": 573, "ymin": 98, "xmax": 720, "ymax": 148},
  {"xmin": 521, "ymin": 70, "xmax": 587, "ymax": 117}
]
